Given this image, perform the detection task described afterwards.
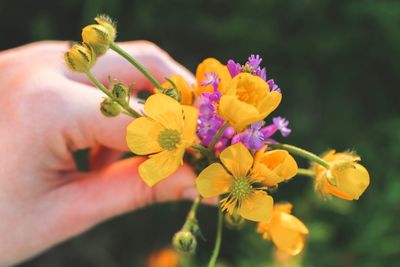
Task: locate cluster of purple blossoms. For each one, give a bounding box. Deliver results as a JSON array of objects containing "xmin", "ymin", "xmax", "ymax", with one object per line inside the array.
[
  {"xmin": 227, "ymin": 54, "xmax": 281, "ymax": 93},
  {"xmin": 197, "ymin": 54, "xmax": 291, "ymax": 153},
  {"xmin": 197, "ymin": 72, "xmax": 235, "ymax": 152},
  {"xmin": 232, "ymin": 117, "xmax": 292, "ymax": 150}
]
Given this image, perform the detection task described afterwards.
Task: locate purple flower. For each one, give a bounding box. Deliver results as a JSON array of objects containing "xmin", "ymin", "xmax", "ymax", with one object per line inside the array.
[
  {"xmin": 247, "ymin": 54, "xmax": 262, "ymax": 70},
  {"xmin": 227, "ymin": 59, "xmax": 241, "ymax": 78},
  {"xmin": 201, "ymin": 72, "xmax": 220, "ymax": 91},
  {"xmin": 232, "ymin": 121, "xmax": 265, "ymax": 150},
  {"xmin": 267, "ymin": 79, "xmax": 281, "ymax": 93},
  {"xmin": 261, "ymin": 116, "xmax": 291, "ymax": 138}
]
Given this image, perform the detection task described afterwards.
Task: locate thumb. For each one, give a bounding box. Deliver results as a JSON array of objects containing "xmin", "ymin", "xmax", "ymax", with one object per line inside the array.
[{"xmin": 52, "ymin": 157, "xmax": 198, "ymax": 238}]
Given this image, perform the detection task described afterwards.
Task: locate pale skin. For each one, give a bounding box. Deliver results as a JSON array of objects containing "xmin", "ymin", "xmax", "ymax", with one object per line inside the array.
[{"xmin": 0, "ymin": 41, "xmax": 201, "ymax": 266}]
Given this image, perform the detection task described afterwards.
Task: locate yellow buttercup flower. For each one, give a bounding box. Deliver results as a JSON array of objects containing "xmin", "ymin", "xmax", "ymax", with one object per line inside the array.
[
  {"xmin": 82, "ymin": 15, "xmax": 117, "ymax": 56},
  {"xmin": 257, "ymin": 203, "xmax": 309, "ymax": 256},
  {"xmin": 158, "ymin": 74, "xmax": 193, "ymax": 105},
  {"xmin": 314, "ymin": 150, "xmax": 370, "ymax": 200},
  {"xmin": 126, "ymin": 94, "xmax": 198, "ymax": 186},
  {"xmin": 218, "ymin": 73, "xmax": 282, "ymax": 131},
  {"xmin": 195, "ymin": 58, "xmax": 232, "ymax": 95},
  {"xmin": 253, "ymin": 146, "xmax": 298, "ymax": 187},
  {"xmin": 196, "ymin": 143, "xmax": 274, "ymax": 222}
]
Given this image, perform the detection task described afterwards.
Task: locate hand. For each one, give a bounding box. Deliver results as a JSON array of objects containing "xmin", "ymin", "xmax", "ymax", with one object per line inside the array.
[{"xmin": 0, "ymin": 41, "xmax": 198, "ymax": 266}]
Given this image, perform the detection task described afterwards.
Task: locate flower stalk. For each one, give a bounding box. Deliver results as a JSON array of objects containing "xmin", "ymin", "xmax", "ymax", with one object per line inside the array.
[
  {"xmin": 110, "ymin": 42, "xmax": 163, "ymax": 90},
  {"xmin": 267, "ymin": 143, "xmax": 330, "ymax": 168},
  {"xmin": 297, "ymin": 168, "xmax": 315, "ymax": 177},
  {"xmin": 85, "ymin": 70, "xmax": 141, "ymax": 118},
  {"xmin": 208, "ymin": 209, "xmax": 223, "ymax": 267}
]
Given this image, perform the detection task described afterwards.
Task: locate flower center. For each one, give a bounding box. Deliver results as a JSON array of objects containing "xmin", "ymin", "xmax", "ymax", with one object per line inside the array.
[
  {"xmin": 230, "ymin": 178, "xmax": 251, "ymax": 200},
  {"xmin": 158, "ymin": 129, "xmax": 181, "ymax": 150}
]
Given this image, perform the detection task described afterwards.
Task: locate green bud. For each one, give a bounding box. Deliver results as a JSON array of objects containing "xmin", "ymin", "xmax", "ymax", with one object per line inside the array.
[
  {"xmin": 161, "ymin": 78, "xmax": 181, "ymax": 102},
  {"xmin": 172, "ymin": 230, "xmax": 197, "ymax": 255},
  {"xmin": 100, "ymin": 98, "xmax": 121, "ymax": 117},
  {"xmin": 111, "ymin": 82, "xmax": 129, "ymax": 102}
]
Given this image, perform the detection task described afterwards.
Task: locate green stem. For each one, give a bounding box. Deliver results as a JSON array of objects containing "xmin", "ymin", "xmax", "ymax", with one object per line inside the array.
[
  {"xmin": 110, "ymin": 43, "xmax": 163, "ymax": 90},
  {"xmin": 209, "ymin": 122, "xmax": 229, "ymax": 153},
  {"xmin": 268, "ymin": 143, "xmax": 330, "ymax": 168},
  {"xmin": 297, "ymin": 168, "xmax": 315, "ymax": 177},
  {"xmin": 85, "ymin": 70, "xmax": 141, "ymax": 118},
  {"xmin": 182, "ymin": 196, "xmax": 203, "ymax": 230},
  {"xmin": 191, "ymin": 145, "xmax": 214, "ymax": 163},
  {"xmin": 208, "ymin": 209, "xmax": 223, "ymax": 267}
]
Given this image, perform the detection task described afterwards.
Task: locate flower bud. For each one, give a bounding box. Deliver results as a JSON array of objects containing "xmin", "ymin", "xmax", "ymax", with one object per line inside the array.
[
  {"xmin": 64, "ymin": 43, "xmax": 96, "ymax": 72},
  {"xmin": 82, "ymin": 15, "xmax": 116, "ymax": 57},
  {"xmin": 172, "ymin": 230, "xmax": 197, "ymax": 255},
  {"xmin": 314, "ymin": 150, "xmax": 370, "ymax": 200},
  {"xmin": 100, "ymin": 98, "xmax": 121, "ymax": 117},
  {"xmin": 111, "ymin": 82, "xmax": 129, "ymax": 102}
]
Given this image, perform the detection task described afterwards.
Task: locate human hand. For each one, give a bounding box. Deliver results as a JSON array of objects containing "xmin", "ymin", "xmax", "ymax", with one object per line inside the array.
[{"xmin": 0, "ymin": 41, "xmax": 198, "ymax": 266}]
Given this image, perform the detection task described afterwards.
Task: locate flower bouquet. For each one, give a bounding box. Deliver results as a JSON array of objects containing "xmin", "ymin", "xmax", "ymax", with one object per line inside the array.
[{"xmin": 64, "ymin": 15, "xmax": 370, "ymax": 266}]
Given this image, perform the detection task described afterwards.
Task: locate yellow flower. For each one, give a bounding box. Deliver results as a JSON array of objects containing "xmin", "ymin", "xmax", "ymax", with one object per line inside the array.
[
  {"xmin": 196, "ymin": 143, "xmax": 274, "ymax": 222},
  {"xmin": 314, "ymin": 150, "xmax": 370, "ymax": 200},
  {"xmin": 195, "ymin": 58, "xmax": 232, "ymax": 95},
  {"xmin": 147, "ymin": 248, "xmax": 179, "ymax": 267},
  {"xmin": 158, "ymin": 74, "xmax": 193, "ymax": 105},
  {"xmin": 82, "ymin": 15, "xmax": 117, "ymax": 56},
  {"xmin": 64, "ymin": 42, "xmax": 96, "ymax": 72},
  {"xmin": 126, "ymin": 94, "xmax": 198, "ymax": 186},
  {"xmin": 253, "ymin": 146, "xmax": 298, "ymax": 187},
  {"xmin": 257, "ymin": 203, "xmax": 309, "ymax": 256},
  {"xmin": 218, "ymin": 73, "xmax": 282, "ymax": 131}
]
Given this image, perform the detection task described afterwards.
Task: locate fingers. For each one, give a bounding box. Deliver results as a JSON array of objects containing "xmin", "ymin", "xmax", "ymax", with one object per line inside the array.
[
  {"xmin": 88, "ymin": 145, "xmax": 124, "ymax": 170},
  {"xmin": 52, "ymin": 157, "xmax": 198, "ymax": 237},
  {"xmin": 65, "ymin": 41, "xmax": 195, "ymax": 90},
  {"xmin": 60, "ymin": 79, "xmax": 144, "ymax": 151}
]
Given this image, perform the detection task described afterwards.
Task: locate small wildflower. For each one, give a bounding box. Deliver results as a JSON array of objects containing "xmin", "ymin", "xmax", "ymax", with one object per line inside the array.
[
  {"xmin": 261, "ymin": 116, "xmax": 292, "ymax": 139},
  {"xmin": 257, "ymin": 203, "xmax": 309, "ymax": 256},
  {"xmin": 314, "ymin": 150, "xmax": 370, "ymax": 200},
  {"xmin": 196, "ymin": 143, "xmax": 281, "ymax": 222},
  {"xmin": 195, "ymin": 58, "xmax": 232, "ymax": 95},
  {"xmin": 126, "ymin": 94, "xmax": 198, "ymax": 186},
  {"xmin": 218, "ymin": 73, "xmax": 281, "ymax": 131}
]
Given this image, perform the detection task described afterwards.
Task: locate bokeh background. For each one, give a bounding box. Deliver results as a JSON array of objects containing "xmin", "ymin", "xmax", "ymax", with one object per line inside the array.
[{"xmin": 2, "ymin": 0, "xmax": 400, "ymax": 266}]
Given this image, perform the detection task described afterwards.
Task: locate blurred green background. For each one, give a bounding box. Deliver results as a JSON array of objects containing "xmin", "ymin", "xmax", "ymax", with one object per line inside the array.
[{"xmin": 2, "ymin": 0, "xmax": 400, "ymax": 266}]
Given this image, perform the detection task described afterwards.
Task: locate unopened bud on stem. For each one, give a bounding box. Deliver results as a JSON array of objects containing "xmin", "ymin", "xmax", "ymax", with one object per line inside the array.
[{"xmin": 172, "ymin": 230, "xmax": 197, "ymax": 255}]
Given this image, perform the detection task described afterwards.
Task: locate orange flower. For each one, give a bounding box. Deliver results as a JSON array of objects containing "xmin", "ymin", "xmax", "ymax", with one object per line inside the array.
[
  {"xmin": 147, "ymin": 248, "xmax": 179, "ymax": 267},
  {"xmin": 257, "ymin": 203, "xmax": 309, "ymax": 256}
]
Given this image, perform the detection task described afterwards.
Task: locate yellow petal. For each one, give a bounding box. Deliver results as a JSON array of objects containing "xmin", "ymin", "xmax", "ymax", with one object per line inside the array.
[
  {"xmin": 254, "ymin": 149, "xmax": 298, "ymax": 186},
  {"xmin": 196, "ymin": 163, "xmax": 233, "ymax": 198},
  {"xmin": 218, "ymin": 95, "xmax": 261, "ymax": 131},
  {"xmin": 220, "ymin": 143, "xmax": 254, "ymax": 178},
  {"xmin": 181, "ymin": 105, "xmax": 199, "ymax": 146},
  {"xmin": 139, "ymin": 149, "xmax": 184, "ymax": 186},
  {"xmin": 195, "ymin": 58, "xmax": 232, "ymax": 95},
  {"xmin": 144, "ymin": 94, "xmax": 183, "ymax": 131},
  {"xmin": 330, "ymin": 162, "xmax": 370, "ymax": 200},
  {"xmin": 269, "ymin": 212, "xmax": 308, "ymax": 255},
  {"xmin": 126, "ymin": 117, "xmax": 163, "ymax": 155},
  {"xmin": 238, "ymin": 190, "xmax": 273, "ymax": 222},
  {"xmin": 257, "ymin": 90, "xmax": 282, "ymax": 118},
  {"xmin": 160, "ymin": 74, "xmax": 193, "ymax": 105}
]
